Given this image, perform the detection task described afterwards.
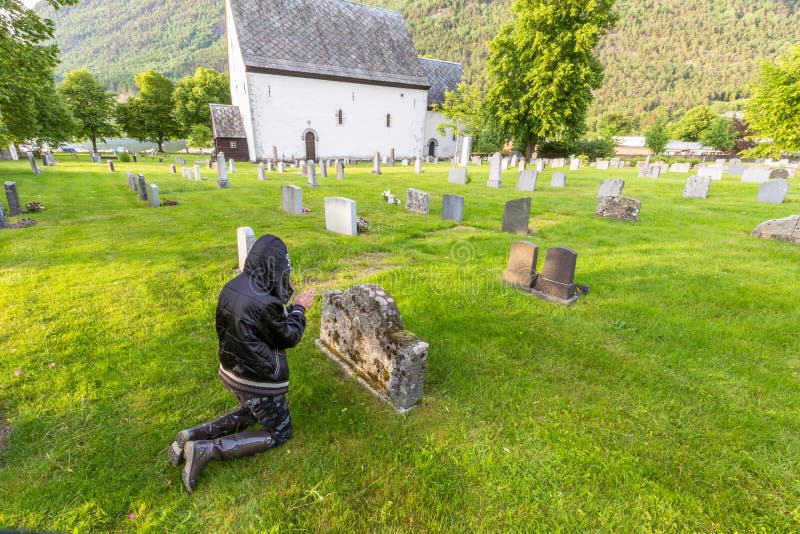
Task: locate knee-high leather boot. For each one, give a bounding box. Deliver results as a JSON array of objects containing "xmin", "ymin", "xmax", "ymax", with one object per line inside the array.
[
  {"xmin": 181, "ymin": 431, "xmax": 274, "ymax": 493},
  {"xmin": 168, "ymin": 407, "xmax": 255, "ymax": 466}
]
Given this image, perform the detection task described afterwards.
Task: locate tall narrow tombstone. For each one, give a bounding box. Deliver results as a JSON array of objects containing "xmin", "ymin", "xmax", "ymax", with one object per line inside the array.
[
  {"xmin": 533, "ymin": 247, "xmax": 578, "ymax": 301},
  {"xmin": 516, "ymin": 170, "xmax": 538, "ymax": 192},
  {"xmin": 597, "ymin": 179, "xmax": 624, "ymax": 198},
  {"xmin": 0, "ymin": 205, "xmax": 8, "ymax": 228},
  {"xmin": 137, "ymin": 175, "xmax": 148, "ymax": 201},
  {"xmin": 336, "ymin": 160, "xmax": 345, "ymax": 179},
  {"xmin": 272, "ymin": 146, "xmax": 278, "ymax": 163},
  {"xmin": 442, "ymin": 194, "xmax": 464, "ymax": 222},
  {"xmin": 307, "ymin": 160, "xmax": 317, "ymax": 186},
  {"xmin": 229, "ymin": 158, "xmax": 236, "ymax": 174},
  {"xmin": 4, "ymin": 181, "xmax": 22, "ymax": 216},
  {"xmin": 281, "ymin": 185, "xmax": 303, "ymax": 215},
  {"xmin": 40, "ymin": 153, "xmax": 49, "ymax": 167},
  {"xmin": 324, "ymin": 197, "xmax": 358, "ymax": 236},
  {"xmin": 170, "ymin": 164, "xmax": 177, "ymax": 174},
  {"xmin": 459, "ymin": 136, "xmax": 472, "ymax": 166},
  {"xmin": 267, "ymin": 160, "xmax": 274, "ymax": 172},
  {"xmin": 535, "ymin": 159, "xmax": 544, "ymax": 172},
  {"xmin": 194, "ymin": 165, "xmax": 201, "ymax": 181},
  {"xmin": 448, "ymin": 168, "xmax": 468, "ymax": 184},
  {"xmin": 258, "ymin": 162, "xmax": 266, "ymax": 181},
  {"xmin": 207, "ymin": 159, "xmax": 213, "ymax": 169},
  {"xmin": 502, "ymin": 241, "xmax": 538, "ymax": 289},
  {"xmin": 487, "ymin": 152, "xmax": 502, "ymax": 188},
  {"xmin": 510, "ymin": 154, "xmax": 519, "ymax": 168},
  {"xmin": 757, "ymin": 179, "xmax": 789, "ymax": 203},
  {"xmin": 414, "ymin": 157, "xmax": 422, "ymax": 174},
  {"xmin": 501, "ymin": 157, "xmax": 510, "ymax": 171},
  {"xmin": 320, "ymin": 161, "xmax": 328, "ymax": 178},
  {"xmin": 502, "ymin": 198, "xmax": 531, "ymax": 235},
  {"xmin": 8, "ymin": 143, "xmax": 19, "ymax": 161},
  {"xmin": 126, "ymin": 171, "xmax": 135, "ymax": 190},
  {"xmin": 217, "ymin": 152, "xmax": 230, "ymax": 188},
  {"xmin": 278, "ymin": 162, "xmax": 285, "ymax": 173},
  {"xmin": 148, "ymin": 184, "xmax": 160, "ymax": 207},
  {"xmin": 550, "ymin": 172, "xmax": 567, "ymax": 188},
  {"xmin": 683, "ymin": 176, "xmax": 711, "ymax": 199},
  {"xmin": 388, "ymin": 148, "xmax": 395, "ymax": 166},
  {"xmin": 27, "ymin": 152, "xmax": 40, "ymax": 175},
  {"xmin": 300, "ymin": 160, "xmax": 307, "ymax": 176},
  {"xmin": 107, "ymin": 160, "xmax": 115, "ymax": 172},
  {"xmin": 595, "ymin": 196, "xmax": 641, "ymax": 222},
  {"xmin": 236, "ymin": 226, "xmax": 256, "ymax": 272},
  {"xmin": 405, "ymin": 188, "xmax": 431, "ymax": 215},
  {"xmin": 518, "ymin": 157, "xmax": 526, "ymax": 172},
  {"xmin": 372, "ymin": 151, "xmax": 381, "ymax": 174}
]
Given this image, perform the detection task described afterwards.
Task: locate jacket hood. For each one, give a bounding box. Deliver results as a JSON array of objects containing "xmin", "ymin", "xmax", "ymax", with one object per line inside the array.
[{"xmin": 243, "ymin": 234, "xmax": 294, "ymax": 303}]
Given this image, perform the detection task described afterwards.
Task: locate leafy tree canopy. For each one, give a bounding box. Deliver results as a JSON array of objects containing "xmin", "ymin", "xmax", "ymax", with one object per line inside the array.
[
  {"xmin": 116, "ymin": 70, "xmax": 180, "ymax": 152},
  {"xmin": 59, "ymin": 69, "xmax": 117, "ymax": 153},
  {"xmin": 173, "ymin": 67, "xmax": 230, "ymax": 135},
  {"xmin": 644, "ymin": 119, "xmax": 668, "ymax": 155}
]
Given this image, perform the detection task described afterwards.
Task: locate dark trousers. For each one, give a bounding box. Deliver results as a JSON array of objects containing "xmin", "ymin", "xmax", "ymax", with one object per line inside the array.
[{"xmin": 222, "ymin": 381, "xmax": 293, "ymax": 446}]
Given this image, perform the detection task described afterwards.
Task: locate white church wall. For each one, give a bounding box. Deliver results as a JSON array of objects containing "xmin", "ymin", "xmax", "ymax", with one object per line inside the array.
[
  {"xmin": 225, "ymin": 1, "xmax": 255, "ymax": 161},
  {"xmin": 242, "ymin": 71, "xmax": 428, "ymax": 162},
  {"xmin": 423, "ymin": 110, "xmax": 457, "ymax": 159}
]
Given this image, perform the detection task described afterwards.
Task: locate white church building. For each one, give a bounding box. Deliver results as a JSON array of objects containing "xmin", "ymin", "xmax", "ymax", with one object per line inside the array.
[{"xmin": 219, "ymin": 0, "xmax": 463, "ymax": 162}]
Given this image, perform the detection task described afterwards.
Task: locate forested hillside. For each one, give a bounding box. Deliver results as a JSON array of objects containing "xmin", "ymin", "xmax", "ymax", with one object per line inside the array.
[{"xmin": 38, "ymin": 0, "xmax": 800, "ymax": 117}]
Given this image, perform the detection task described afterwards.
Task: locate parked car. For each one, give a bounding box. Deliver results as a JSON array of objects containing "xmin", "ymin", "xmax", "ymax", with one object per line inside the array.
[{"xmin": 61, "ymin": 147, "xmax": 77, "ymax": 154}]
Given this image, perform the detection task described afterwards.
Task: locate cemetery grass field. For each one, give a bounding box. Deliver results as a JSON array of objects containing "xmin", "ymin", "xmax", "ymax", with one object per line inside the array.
[{"xmin": 1, "ymin": 155, "xmax": 800, "ymax": 532}]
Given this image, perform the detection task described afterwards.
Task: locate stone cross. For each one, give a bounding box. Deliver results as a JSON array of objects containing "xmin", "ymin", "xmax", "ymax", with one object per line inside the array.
[
  {"xmin": 502, "ymin": 198, "xmax": 531, "ymax": 235},
  {"xmin": 516, "ymin": 170, "xmax": 538, "ymax": 192},
  {"xmin": 372, "ymin": 151, "xmax": 382, "ymax": 174},
  {"xmin": 236, "ymin": 226, "xmax": 256, "ymax": 272},
  {"xmin": 281, "ymin": 185, "xmax": 303, "ymax": 215},
  {"xmin": 405, "ymin": 188, "xmax": 431, "ymax": 214},
  {"xmin": 316, "ymin": 284, "xmax": 429, "ymax": 412},
  {"xmin": 324, "ymin": 197, "xmax": 358, "ymax": 236},
  {"xmin": 442, "ymin": 194, "xmax": 464, "ymax": 222},
  {"xmin": 502, "ymin": 241, "xmax": 538, "ymax": 289},
  {"xmin": 487, "ymin": 152, "xmax": 502, "ymax": 188},
  {"xmin": 4, "ymin": 181, "xmax": 22, "ymax": 216}
]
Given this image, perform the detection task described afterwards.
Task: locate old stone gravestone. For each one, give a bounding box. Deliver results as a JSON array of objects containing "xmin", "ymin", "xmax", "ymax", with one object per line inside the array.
[
  {"xmin": 415, "ymin": 158, "xmax": 422, "ymax": 174},
  {"xmin": 300, "ymin": 160, "xmax": 307, "ymax": 175},
  {"xmin": 137, "ymin": 175, "xmax": 148, "ymax": 201},
  {"xmin": 501, "ymin": 157, "xmax": 510, "ymax": 171},
  {"xmin": 638, "ymin": 164, "xmax": 661, "ymax": 178},
  {"xmin": 405, "ymin": 188, "xmax": 431, "ymax": 214},
  {"xmin": 569, "ymin": 158, "xmax": 581, "ymax": 171},
  {"xmin": 502, "ymin": 241, "xmax": 538, "ymax": 289},
  {"xmin": 596, "ymin": 160, "xmax": 610, "ymax": 170},
  {"xmin": 336, "ymin": 160, "xmax": 345, "ymax": 180},
  {"xmin": 4, "ymin": 181, "xmax": 22, "ymax": 216},
  {"xmin": 257, "ymin": 163, "xmax": 266, "ymax": 181},
  {"xmin": 320, "ymin": 161, "xmax": 328, "ymax": 178},
  {"xmin": 683, "ymin": 176, "xmax": 711, "ymax": 199},
  {"xmin": 533, "ymin": 247, "xmax": 578, "ymax": 301},
  {"xmin": 194, "ymin": 165, "xmax": 201, "ymax": 181},
  {"xmin": 307, "ymin": 160, "xmax": 317, "ymax": 187},
  {"xmin": 236, "ymin": 226, "xmax": 256, "ymax": 272},
  {"xmin": 597, "ymin": 178, "xmax": 624, "ymax": 198},
  {"xmin": 727, "ymin": 163, "xmax": 745, "ymax": 176},
  {"xmin": 107, "ymin": 160, "xmax": 115, "ymax": 172},
  {"xmin": 0, "ymin": 205, "xmax": 7, "ymax": 228},
  {"xmin": 551, "ymin": 172, "xmax": 566, "ymax": 188},
  {"xmin": 487, "ymin": 152, "xmax": 502, "ymax": 188},
  {"xmin": 609, "ymin": 158, "xmax": 621, "ymax": 169},
  {"xmin": 148, "ymin": 184, "xmax": 160, "ymax": 207},
  {"xmin": 26, "ymin": 152, "xmax": 40, "ymax": 175},
  {"xmin": 229, "ymin": 158, "xmax": 236, "ymax": 174},
  {"xmin": 324, "ymin": 197, "xmax": 357, "ymax": 236},
  {"xmin": 670, "ymin": 162, "xmax": 691, "ymax": 173},
  {"xmin": 696, "ymin": 164, "xmax": 723, "ymax": 181},
  {"xmin": 757, "ymin": 179, "xmax": 789, "ymax": 203},
  {"xmin": 126, "ymin": 171, "xmax": 137, "ymax": 190},
  {"xmin": 770, "ymin": 169, "xmax": 789, "ymax": 180},
  {"xmin": 316, "ymin": 284, "xmax": 429, "ymax": 412},
  {"xmin": 518, "ymin": 157, "xmax": 526, "ymax": 172},
  {"xmin": 8, "ymin": 143, "xmax": 18, "ymax": 161},
  {"xmin": 372, "ymin": 151, "xmax": 381, "ymax": 174},
  {"xmin": 278, "ymin": 162, "xmax": 285, "ymax": 173},
  {"xmin": 442, "ymin": 194, "xmax": 464, "ymax": 222},
  {"xmin": 595, "ymin": 196, "xmax": 641, "ymax": 222},
  {"xmin": 448, "ymin": 168, "xmax": 467, "ymax": 184},
  {"xmin": 459, "ymin": 136, "xmax": 473, "ymax": 167},
  {"xmin": 535, "ymin": 159, "xmax": 544, "ymax": 172},
  {"xmin": 267, "ymin": 160, "xmax": 275, "ymax": 172},
  {"xmin": 217, "ymin": 152, "xmax": 230, "ymax": 188},
  {"xmin": 281, "ymin": 185, "xmax": 303, "ymax": 215},
  {"xmin": 502, "ymin": 198, "xmax": 531, "ymax": 235},
  {"xmin": 742, "ymin": 167, "xmax": 771, "ymax": 183},
  {"xmin": 516, "ymin": 170, "xmax": 538, "ymax": 192},
  {"xmin": 170, "ymin": 164, "xmax": 177, "ymax": 174},
  {"xmin": 471, "ymin": 155, "xmax": 482, "ymax": 165},
  {"xmin": 751, "ymin": 215, "xmax": 800, "ymax": 243}
]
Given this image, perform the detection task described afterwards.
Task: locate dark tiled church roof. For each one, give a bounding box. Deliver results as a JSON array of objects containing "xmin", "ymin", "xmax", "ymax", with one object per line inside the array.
[
  {"xmin": 209, "ymin": 104, "xmax": 247, "ymax": 138},
  {"xmin": 228, "ymin": 0, "xmax": 430, "ymax": 89},
  {"xmin": 419, "ymin": 58, "xmax": 463, "ymax": 108}
]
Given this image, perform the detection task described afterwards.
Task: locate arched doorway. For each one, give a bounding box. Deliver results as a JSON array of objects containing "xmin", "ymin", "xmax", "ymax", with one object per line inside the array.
[
  {"xmin": 304, "ymin": 131, "xmax": 316, "ymax": 161},
  {"xmin": 427, "ymin": 139, "xmax": 437, "ymax": 157}
]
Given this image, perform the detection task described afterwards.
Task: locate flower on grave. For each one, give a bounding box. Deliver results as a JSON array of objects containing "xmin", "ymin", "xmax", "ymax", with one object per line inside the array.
[
  {"xmin": 162, "ymin": 199, "xmax": 179, "ymax": 206},
  {"xmin": 13, "ymin": 369, "xmax": 21, "ymax": 376},
  {"xmin": 10, "ymin": 218, "xmax": 36, "ymax": 228},
  {"xmin": 25, "ymin": 201, "xmax": 44, "ymax": 212},
  {"xmin": 301, "ymin": 208, "xmax": 311, "ymax": 215},
  {"xmin": 574, "ymin": 285, "xmax": 590, "ymax": 296},
  {"xmin": 356, "ymin": 217, "xmax": 370, "ymax": 234}
]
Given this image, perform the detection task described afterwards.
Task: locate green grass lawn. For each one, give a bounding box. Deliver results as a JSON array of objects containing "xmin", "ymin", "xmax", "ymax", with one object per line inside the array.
[{"xmin": 1, "ymin": 154, "xmax": 799, "ymax": 531}]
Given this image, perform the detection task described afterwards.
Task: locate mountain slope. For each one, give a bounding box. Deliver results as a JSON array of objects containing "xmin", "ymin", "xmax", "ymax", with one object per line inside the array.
[{"xmin": 37, "ymin": 0, "xmax": 800, "ymax": 117}]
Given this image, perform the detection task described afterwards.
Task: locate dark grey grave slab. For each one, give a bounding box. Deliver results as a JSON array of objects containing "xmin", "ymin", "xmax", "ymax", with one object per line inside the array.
[
  {"xmin": 4, "ymin": 181, "xmax": 22, "ymax": 216},
  {"xmin": 442, "ymin": 194, "xmax": 464, "ymax": 222},
  {"xmin": 502, "ymin": 198, "xmax": 531, "ymax": 235}
]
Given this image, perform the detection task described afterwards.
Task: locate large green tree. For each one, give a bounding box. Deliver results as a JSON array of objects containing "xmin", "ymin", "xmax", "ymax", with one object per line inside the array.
[
  {"xmin": 644, "ymin": 119, "xmax": 668, "ymax": 155},
  {"xmin": 32, "ymin": 84, "xmax": 76, "ymax": 147},
  {"xmin": 116, "ymin": 70, "xmax": 180, "ymax": 152},
  {"xmin": 484, "ymin": 0, "xmax": 617, "ymax": 158},
  {"xmin": 747, "ymin": 44, "xmax": 800, "ymax": 155},
  {"xmin": 700, "ymin": 117, "xmax": 736, "ymax": 152},
  {"xmin": 0, "ymin": 0, "xmax": 79, "ymax": 144},
  {"xmin": 59, "ymin": 69, "xmax": 117, "ymax": 153},
  {"xmin": 669, "ymin": 105, "xmax": 716, "ymax": 142},
  {"xmin": 173, "ymin": 67, "xmax": 230, "ymax": 135}
]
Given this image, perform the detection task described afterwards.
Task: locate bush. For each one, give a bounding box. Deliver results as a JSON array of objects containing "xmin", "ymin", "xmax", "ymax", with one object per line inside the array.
[{"xmin": 117, "ymin": 152, "xmax": 131, "ymax": 163}]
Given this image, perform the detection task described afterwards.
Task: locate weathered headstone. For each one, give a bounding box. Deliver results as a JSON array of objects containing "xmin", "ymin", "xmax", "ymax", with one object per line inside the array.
[
  {"xmin": 533, "ymin": 247, "xmax": 578, "ymax": 300},
  {"xmin": 551, "ymin": 172, "xmax": 567, "ymax": 188},
  {"xmin": 551, "ymin": 158, "xmax": 567, "ymax": 169},
  {"xmin": 272, "ymin": 146, "xmax": 278, "ymax": 163},
  {"xmin": 336, "ymin": 160, "xmax": 345, "ymax": 179},
  {"xmin": 433, "ymin": 156, "xmax": 439, "ymax": 165},
  {"xmin": 501, "ymin": 157, "xmax": 510, "ymax": 171},
  {"xmin": 752, "ymin": 215, "xmax": 800, "ymax": 243},
  {"xmin": 609, "ymin": 158, "xmax": 621, "ymax": 170},
  {"xmin": 414, "ymin": 158, "xmax": 422, "ymax": 174},
  {"xmin": 217, "ymin": 152, "xmax": 230, "ymax": 188},
  {"xmin": 229, "ymin": 158, "xmax": 236, "ymax": 174},
  {"xmin": 502, "ymin": 241, "xmax": 538, "ymax": 289},
  {"xmin": 742, "ymin": 167, "xmax": 771, "ymax": 183},
  {"xmin": 595, "ymin": 196, "xmax": 641, "ymax": 222},
  {"xmin": 207, "ymin": 159, "xmax": 213, "ymax": 169},
  {"xmin": 8, "ymin": 143, "xmax": 18, "ymax": 161},
  {"xmin": 258, "ymin": 162, "xmax": 266, "ymax": 181},
  {"xmin": 193, "ymin": 164, "xmax": 201, "ymax": 181},
  {"xmin": 316, "ymin": 284, "xmax": 428, "ymax": 412},
  {"xmin": 281, "ymin": 185, "xmax": 303, "ymax": 215},
  {"xmin": 137, "ymin": 175, "xmax": 148, "ymax": 201},
  {"xmin": 4, "ymin": 181, "xmax": 22, "ymax": 216},
  {"xmin": 388, "ymin": 148, "xmax": 395, "ymax": 166},
  {"xmin": 510, "ymin": 154, "xmax": 519, "ymax": 168},
  {"xmin": 757, "ymin": 179, "xmax": 789, "ymax": 203},
  {"xmin": 448, "ymin": 168, "xmax": 468, "ymax": 185},
  {"xmin": 278, "ymin": 162, "xmax": 285, "ymax": 173},
  {"xmin": 770, "ymin": 168, "xmax": 789, "ymax": 180},
  {"xmin": 696, "ymin": 164, "xmax": 724, "ymax": 181},
  {"xmin": 0, "ymin": 205, "xmax": 8, "ymax": 228},
  {"xmin": 516, "ymin": 170, "xmax": 538, "ymax": 192},
  {"xmin": 267, "ymin": 160, "xmax": 275, "ymax": 172},
  {"xmin": 502, "ymin": 198, "xmax": 531, "ymax": 235},
  {"xmin": 307, "ymin": 160, "xmax": 317, "ymax": 187},
  {"xmin": 405, "ymin": 188, "xmax": 430, "ymax": 215},
  {"xmin": 26, "ymin": 152, "xmax": 40, "ymax": 175},
  {"xmin": 107, "ymin": 160, "xmax": 115, "ymax": 172},
  {"xmin": 324, "ymin": 197, "xmax": 357, "ymax": 236},
  {"xmin": 126, "ymin": 171, "xmax": 137, "ymax": 190},
  {"xmin": 683, "ymin": 176, "xmax": 711, "ymax": 199},
  {"xmin": 300, "ymin": 160, "xmax": 308, "ymax": 175},
  {"xmin": 670, "ymin": 162, "xmax": 691, "ymax": 173},
  {"xmin": 320, "ymin": 161, "xmax": 328, "ymax": 178},
  {"xmin": 569, "ymin": 158, "xmax": 581, "ymax": 171},
  {"xmin": 487, "ymin": 152, "xmax": 503, "ymax": 188},
  {"xmin": 518, "ymin": 157, "xmax": 526, "ymax": 172},
  {"xmin": 535, "ymin": 159, "xmax": 544, "ymax": 172},
  {"xmin": 596, "ymin": 160, "xmax": 610, "ymax": 170},
  {"xmin": 638, "ymin": 164, "xmax": 661, "ymax": 178},
  {"xmin": 442, "ymin": 194, "xmax": 464, "ymax": 222},
  {"xmin": 597, "ymin": 179, "xmax": 624, "ymax": 198},
  {"xmin": 170, "ymin": 164, "xmax": 177, "ymax": 174},
  {"xmin": 236, "ymin": 226, "xmax": 256, "ymax": 272},
  {"xmin": 471, "ymin": 155, "xmax": 482, "ymax": 165},
  {"xmin": 372, "ymin": 151, "xmax": 381, "ymax": 174},
  {"xmin": 148, "ymin": 183, "xmax": 160, "ymax": 208}
]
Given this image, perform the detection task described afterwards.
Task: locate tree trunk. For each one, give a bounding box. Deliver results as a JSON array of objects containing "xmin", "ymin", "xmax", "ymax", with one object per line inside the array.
[
  {"xmin": 525, "ymin": 139, "xmax": 538, "ymax": 160},
  {"xmin": 91, "ymin": 135, "xmax": 98, "ymax": 154},
  {"xmin": 157, "ymin": 138, "xmax": 164, "ymax": 153}
]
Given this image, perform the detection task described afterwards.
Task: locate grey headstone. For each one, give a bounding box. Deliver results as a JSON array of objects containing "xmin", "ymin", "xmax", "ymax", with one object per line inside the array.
[
  {"xmin": 321, "ymin": 161, "xmax": 328, "ymax": 178},
  {"xmin": 258, "ymin": 162, "xmax": 266, "ymax": 181},
  {"xmin": 107, "ymin": 160, "xmax": 115, "ymax": 172},
  {"xmin": 501, "ymin": 157, "xmax": 510, "ymax": 171},
  {"xmin": 372, "ymin": 151, "xmax": 381, "ymax": 174},
  {"xmin": 307, "ymin": 160, "xmax": 317, "ymax": 187},
  {"xmin": 609, "ymin": 158, "xmax": 621, "ymax": 169},
  {"xmin": 551, "ymin": 172, "xmax": 567, "ymax": 188},
  {"xmin": 0, "ymin": 205, "xmax": 8, "ymax": 228},
  {"xmin": 535, "ymin": 159, "xmax": 544, "ymax": 172},
  {"xmin": 336, "ymin": 160, "xmax": 345, "ymax": 179},
  {"xmin": 237, "ymin": 226, "xmax": 256, "ymax": 272},
  {"xmin": 510, "ymin": 154, "xmax": 519, "ymax": 168},
  {"xmin": 638, "ymin": 164, "xmax": 661, "ymax": 178},
  {"xmin": 415, "ymin": 158, "xmax": 422, "ymax": 174},
  {"xmin": 596, "ymin": 160, "xmax": 610, "ymax": 170},
  {"xmin": 518, "ymin": 157, "xmax": 526, "ymax": 172},
  {"xmin": 742, "ymin": 167, "xmax": 771, "ymax": 183},
  {"xmin": 8, "ymin": 143, "xmax": 18, "ymax": 161},
  {"xmin": 757, "ymin": 179, "xmax": 789, "ymax": 203},
  {"xmin": 597, "ymin": 178, "xmax": 624, "ymax": 198},
  {"xmin": 516, "ymin": 170, "xmax": 538, "ymax": 192},
  {"xmin": 170, "ymin": 164, "xmax": 177, "ymax": 174},
  {"xmin": 448, "ymin": 168, "xmax": 468, "ymax": 184},
  {"xmin": 194, "ymin": 165, "xmax": 201, "ymax": 181},
  {"xmin": 272, "ymin": 146, "xmax": 278, "ymax": 163},
  {"xmin": 471, "ymin": 155, "xmax": 482, "ymax": 165},
  {"xmin": 696, "ymin": 165, "xmax": 724, "ymax": 181},
  {"xmin": 278, "ymin": 162, "xmax": 285, "ymax": 173},
  {"xmin": 401, "ymin": 159, "xmax": 409, "ymax": 167},
  {"xmin": 683, "ymin": 176, "xmax": 711, "ymax": 199},
  {"xmin": 148, "ymin": 183, "xmax": 160, "ymax": 207},
  {"xmin": 669, "ymin": 162, "xmax": 692, "ymax": 173},
  {"xmin": 229, "ymin": 158, "xmax": 236, "ymax": 174},
  {"xmin": 533, "ymin": 247, "xmax": 577, "ymax": 299},
  {"xmin": 752, "ymin": 215, "xmax": 800, "ymax": 243},
  {"xmin": 569, "ymin": 158, "xmax": 581, "ymax": 171},
  {"xmin": 267, "ymin": 160, "xmax": 275, "ymax": 172},
  {"xmin": 770, "ymin": 169, "xmax": 789, "ymax": 180},
  {"xmin": 281, "ymin": 185, "xmax": 303, "ymax": 215},
  {"xmin": 502, "ymin": 241, "xmax": 538, "ymax": 289},
  {"xmin": 595, "ymin": 196, "xmax": 641, "ymax": 222},
  {"xmin": 502, "ymin": 198, "xmax": 531, "ymax": 235},
  {"xmin": 27, "ymin": 152, "xmax": 40, "ymax": 175},
  {"xmin": 433, "ymin": 157, "xmax": 439, "ymax": 165},
  {"xmin": 487, "ymin": 152, "xmax": 502, "ymax": 188},
  {"xmin": 442, "ymin": 194, "xmax": 464, "ymax": 222},
  {"xmin": 388, "ymin": 148, "xmax": 395, "ymax": 166},
  {"xmin": 4, "ymin": 181, "xmax": 22, "ymax": 216},
  {"xmin": 137, "ymin": 175, "xmax": 148, "ymax": 201},
  {"xmin": 405, "ymin": 188, "xmax": 430, "ymax": 214},
  {"xmin": 324, "ymin": 197, "xmax": 357, "ymax": 236},
  {"xmin": 726, "ymin": 163, "xmax": 745, "ymax": 176}
]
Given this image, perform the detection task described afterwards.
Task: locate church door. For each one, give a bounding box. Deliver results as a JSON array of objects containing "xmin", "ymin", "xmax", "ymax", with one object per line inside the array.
[
  {"xmin": 428, "ymin": 140, "xmax": 436, "ymax": 157},
  {"xmin": 305, "ymin": 132, "xmax": 316, "ymax": 161}
]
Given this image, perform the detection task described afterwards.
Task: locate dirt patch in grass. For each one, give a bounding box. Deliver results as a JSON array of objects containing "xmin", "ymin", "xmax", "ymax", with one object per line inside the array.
[{"xmin": 0, "ymin": 415, "xmax": 9, "ymax": 453}]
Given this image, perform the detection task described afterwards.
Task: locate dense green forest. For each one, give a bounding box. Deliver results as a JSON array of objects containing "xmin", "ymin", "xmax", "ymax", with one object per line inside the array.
[{"xmin": 37, "ymin": 0, "xmax": 799, "ymax": 118}]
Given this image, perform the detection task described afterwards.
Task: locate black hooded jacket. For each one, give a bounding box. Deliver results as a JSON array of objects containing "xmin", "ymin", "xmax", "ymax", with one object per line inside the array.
[{"xmin": 215, "ymin": 235, "xmax": 306, "ymax": 394}]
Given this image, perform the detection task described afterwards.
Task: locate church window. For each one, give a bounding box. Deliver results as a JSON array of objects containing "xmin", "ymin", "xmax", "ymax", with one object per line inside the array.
[
  {"xmin": 230, "ymin": 140, "xmax": 238, "ymax": 149},
  {"xmin": 337, "ymin": 109, "xmax": 343, "ymax": 125},
  {"xmin": 386, "ymin": 114, "xmax": 391, "ymax": 127}
]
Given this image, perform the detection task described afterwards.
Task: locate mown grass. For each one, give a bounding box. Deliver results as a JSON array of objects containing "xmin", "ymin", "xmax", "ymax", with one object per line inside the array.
[{"xmin": 1, "ymin": 154, "xmax": 799, "ymax": 532}]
